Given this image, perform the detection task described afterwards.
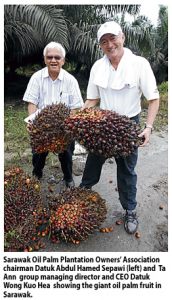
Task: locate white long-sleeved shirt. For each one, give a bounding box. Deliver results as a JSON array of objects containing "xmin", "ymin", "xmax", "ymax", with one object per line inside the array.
[
  {"xmin": 23, "ymin": 67, "xmax": 84, "ymax": 110},
  {"xmin": 87, "ymin": 48, "xmax": 159, "ymax": 118}
]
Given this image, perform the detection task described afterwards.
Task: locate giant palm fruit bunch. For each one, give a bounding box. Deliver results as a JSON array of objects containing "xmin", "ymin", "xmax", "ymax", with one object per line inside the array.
[
  {"xmin": 64, "ymin": 107, "xmax": 143, "ymax": 158},
  {"xmin": 4, "ymin": 167, "xmax": 42, "ymax": 251},
  {"xmin": 29, "ymin": 103, "xmax": 73, "ymax": 153},
  {"xmin": 48, "ymin": 187, "xmax": 107, "ymax": 244}
]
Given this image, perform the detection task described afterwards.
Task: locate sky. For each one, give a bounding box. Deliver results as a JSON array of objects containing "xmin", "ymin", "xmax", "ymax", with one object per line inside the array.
[
  {"xmin": 125, "ymin": 3, "xmax": 161, "ymax": 27},
  {"xmin": 139, "ymin": 3, "xmax": 161, "ymax": 26}
]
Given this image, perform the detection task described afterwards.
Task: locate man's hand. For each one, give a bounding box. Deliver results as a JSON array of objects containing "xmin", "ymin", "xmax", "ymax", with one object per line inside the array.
[
  {"xmin": 139, "ymin": 98, "xmax": 159, "ymax": 147},
  {"xmin": 26, "ymin": 123, "xmax": 31, "ymax": 134},
  {"xmin": 80, "ymin": 99, "xmax": 99, "ymax": 111},
  {"xmin": 26, "ymin": 102, "xmax": 37, "ymax": 133},
  {"xmin": 138, "ymin": 127, "xmax": 152, "ymax": 147}
]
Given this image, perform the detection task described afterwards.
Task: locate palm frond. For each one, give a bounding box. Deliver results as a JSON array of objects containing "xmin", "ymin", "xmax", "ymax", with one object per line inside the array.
[
  {"xmin": 24, "ymin": 5, "xmax": 69, "ymax": 49},
  {"xmin": 4, "ymin": 4, "xmax": 69, "ymax": 59},
  {"xmin": 4, "ymin": 20, "xmax": 43, "ymax": 55}
]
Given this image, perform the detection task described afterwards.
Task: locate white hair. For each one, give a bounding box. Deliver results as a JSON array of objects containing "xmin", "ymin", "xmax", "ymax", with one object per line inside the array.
[{"xmin": 43, "ymin": 42, "xmax": 66, "ymax": 57}]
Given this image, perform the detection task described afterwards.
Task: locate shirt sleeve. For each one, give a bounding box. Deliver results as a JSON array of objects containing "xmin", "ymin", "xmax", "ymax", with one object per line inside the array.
[
  {"xmin": 139, "ymin": 58, "xmax": 159, "ymax": 100},
  {"xmin": 23, "ymin": 72, "xmax": 40, "ymax": 106}
]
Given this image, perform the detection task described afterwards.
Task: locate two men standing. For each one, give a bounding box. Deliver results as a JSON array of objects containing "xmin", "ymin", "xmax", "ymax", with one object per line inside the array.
[{"xmin": 23, "ymin": 21, "xmax": 159, "ymax": 234}]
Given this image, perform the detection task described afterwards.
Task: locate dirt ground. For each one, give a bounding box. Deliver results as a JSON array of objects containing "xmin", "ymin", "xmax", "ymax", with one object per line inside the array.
[{"xmin": 4, "ymin": 127, "xmax": 168, "ymax": 252}]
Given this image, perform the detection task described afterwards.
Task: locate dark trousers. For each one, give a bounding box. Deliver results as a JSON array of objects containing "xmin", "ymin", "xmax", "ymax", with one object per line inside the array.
[
  {"xmin": 80, "ymin": 115, "xmax": 139, "ymax": 211},
  {"xmin": 32, "ymin": 140, "xmax": 75, "ymax": 181}
]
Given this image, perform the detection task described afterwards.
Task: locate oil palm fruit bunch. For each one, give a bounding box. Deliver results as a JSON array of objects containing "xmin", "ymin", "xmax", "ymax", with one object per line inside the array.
[
  {"xmin": 64, "ymin": 108, "xmax": 143, "ymax": 158},
  {"xmin": 30, "ymin": 103, "xmax": 73, "ymax": 153},
  {"xmin": 48, "ymin": 187, "xmax": 107, "ymax": 244},
  {"xmin": 4, "ymin": 167, "xmax": 42, "ymax": 251}
]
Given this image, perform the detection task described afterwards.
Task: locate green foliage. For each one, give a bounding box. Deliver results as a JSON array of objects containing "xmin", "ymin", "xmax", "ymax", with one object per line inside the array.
[
  {"xmin": 4, "ymin": 105, "xmax": 30, "ymax": 157},
  {"xmin": 15, "ymin": 64, "xmax": 42, "ymax": 76},
  {"xmin": 158, "ymin": 81, "xmax": 168, "ymax": 94},
  {"xmin": 141, "ymin": 81, "xmax": 168, "ymax": 104},
  {"xmin": 63, "ymin": 61, "xmax": 76, "ymax": 72},
  {"xmin": 4, "ymin": 230, "xmax": 19, "ymax": 247},
  {"xmin": 4, "ymin": 4, "xmax": 146, "ymax": 75},
  {"xmin": 4, "ymin": 5, "xmax": 168, "ymax": 85},
  {"xmin": 4, "ymin": 5, "xmax": 69, "ymax": 64},
  {"xmin": 140, "ymin": 81, "xmax": 168, "ymax": 131},
  {"xmin": 151, "ymin": 6, "xmax": 168, "ymax": 83}
]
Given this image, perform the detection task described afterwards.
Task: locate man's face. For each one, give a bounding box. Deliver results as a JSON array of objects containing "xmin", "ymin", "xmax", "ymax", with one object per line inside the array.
[
  {"xmin": 99, "ymin": 33, "xmax": 125, "ymax": 60},
  {"xmin": 44, "ymin": 48, "xmax": 65, "ymax": 75}
]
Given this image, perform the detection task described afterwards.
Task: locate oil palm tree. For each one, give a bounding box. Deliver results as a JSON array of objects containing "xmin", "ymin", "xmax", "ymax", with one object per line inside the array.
[
  {"xmin": 4, "ymin": 4, "xmax": 158, "ymax": 75},
  {"xmin": 4, "ymin": 4, "xmax": 68, "ymax": 71},
  {"xmin": 152, "ymin": 5, "xmax": 168, "ymax": 82}
]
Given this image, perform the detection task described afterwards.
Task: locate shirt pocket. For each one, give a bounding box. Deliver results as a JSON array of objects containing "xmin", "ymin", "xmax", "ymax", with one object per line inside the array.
[
  {"xmin": 111, "ymin": 80, "xmax": 137, "ymax": 91},
  {"xmin": 58, "ymin": 92, "xmax": 70, "ymax": 106},
  {"xmin": 125, "ymin": 82, "xmax": 137, "ymax": 89}
]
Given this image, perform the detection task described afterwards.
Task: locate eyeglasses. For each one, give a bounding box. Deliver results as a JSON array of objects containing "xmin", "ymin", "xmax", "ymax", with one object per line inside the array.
[{"xmin": 45, "ymin": 55, "xmax": 62, "ymax": 60}]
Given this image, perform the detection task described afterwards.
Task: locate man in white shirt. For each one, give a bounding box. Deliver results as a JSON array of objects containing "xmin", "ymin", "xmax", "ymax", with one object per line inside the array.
[
  {"xmin": 23, "ymin": 42, "xmax": 84, "ymax": 186},
  {"xmin": 80, "ymin": 21, "xmax": 159, "ymax": 234}
]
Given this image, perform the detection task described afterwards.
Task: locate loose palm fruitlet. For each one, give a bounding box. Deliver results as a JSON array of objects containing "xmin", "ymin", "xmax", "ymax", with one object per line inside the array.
[
  {"xmin": 4, "ymin": 167, "xmax": 42, "ymax": 251},
  {"xmin": 48, "ymin": 187, "xmax": 107, "ymax": 243},
  {"xmin": 30, "ymin": 103, "xmax": 73, "ymax": 153},
  {"xmin": 64, "ymin": 108, "xmax": 143, "ymax": 158}
]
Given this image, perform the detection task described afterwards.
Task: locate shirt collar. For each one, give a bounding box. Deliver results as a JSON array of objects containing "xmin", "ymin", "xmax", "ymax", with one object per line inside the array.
[
  {"xmin": 43, "ymin": 67, "xmax": 64, "ymax": 81},
  {"xmin": 93, "ymin": 48, "xmax": 134, "ymax": 89}
]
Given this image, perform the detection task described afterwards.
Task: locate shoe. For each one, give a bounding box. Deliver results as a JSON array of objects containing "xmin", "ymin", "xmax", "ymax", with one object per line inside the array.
[
  {"xmin": 65, "ymin": 179, "xmax": 75, "ymax": 188},
  {"xmin": 33, "ymin": 173, "xmax": 42, "ymax": 180},
  {"xmin": 79, "ymin": 184, "xmax": 92, "ymax": 190},
  {"xmin": 124, "ymin": 210, "xmax": 138, "ymax": 234},
  {"xmin": 82, "ymin": 186, "xmax": 92, "ymax": 190}
]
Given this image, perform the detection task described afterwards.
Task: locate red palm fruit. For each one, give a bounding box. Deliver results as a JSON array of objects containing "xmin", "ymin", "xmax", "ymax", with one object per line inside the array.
[
  {"xmin": 34, "ymin": 245, "xmax": 39, "ymax": 251},
  {"xmin": 25, "ymin": 178, "xmax": 31, "ymax": 184},
  {"xmin": 4, "ymin": 167, "xmax": 42, "ymax": 252},
  {"xmin": 30, "ymin": 103, "xmax": 72, "ymax": 154},
  {"xmin": 64, "ymin": 107, "xmax": 142, "ymax": 158},
  {"xmin": 34, "ymin": 184, "xmax": 39, "ymax": 189},
  {"xmin": 116, "ymin": 221, "xmax": 121, "ymax": 225},
  {"xmin": 48, "ymin": 187, "xmax": 107, "ymax": 243}
]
